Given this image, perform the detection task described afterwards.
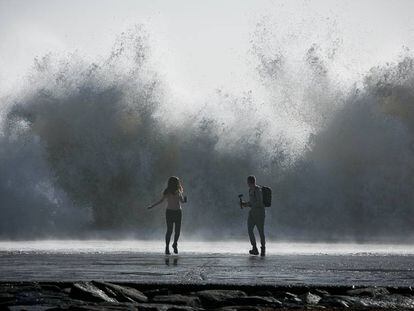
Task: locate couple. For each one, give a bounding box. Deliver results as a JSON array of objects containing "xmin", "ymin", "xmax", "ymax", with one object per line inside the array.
[{"xmin": 147, "ymin": 175, "xmax": 266, "ymax": 256}]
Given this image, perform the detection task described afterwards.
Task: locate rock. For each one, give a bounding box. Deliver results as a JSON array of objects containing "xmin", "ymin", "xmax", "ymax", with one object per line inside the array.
[
  {"xmin": 283, "ymin": 292, "xmax": 302, "ymax": 304},
  {"xmin": 314, "ymin": 289, "xmax": 330, "ymax": 296},
  {"xmin": 49, "ymin": 304, "xmax": 151, "ymax": 311},
  {"xmin": 139, "ymin": 303, "xmax": 199, "ymax": 311},
  {"xmin": 346, "ymin": 287, "xmax": 390, "ymax": 297},
  {"xmin": 0, "ymin": 292, "xmax": 15, "ymax": 304},
  {"xmin": 284, "ymin": 292, "xmax": 298, "ymax": 299},
  {"xmin": 92, "ymin": 281, "xmax": 148, "ymax": 303},
  {"xmin": 195, "ymin": 290, "xmax": 247, "ymax": 306},
  {"xmin": 227, "ymin": 296, "xmax": 282, "ymax": 306},
  {"xmin": 70, "ymin": 281, "xmax": 117, "ymax": 303},
  {"xmin": 302, "ymin": 292, "xmax": 321, "ymax": 305},
  {"xmin": 144, "ymin": 288, "xmax": 170, "ymax": 298},
  {"xmin": 144, "ymin": 303, "xmax": 199, "ymax": 311},
  {"xmin": 52, "ymin": 303, "xmax": 160, "ymax": 311},
  {"xmin": 218, "ymin": 306, "xmax": 266, "ymax": 311},
  {"xmin": 152, "ymin": 294, "xmax": 201, "ymax": 307},
  {"xmin": 335, "ymin": 299, "xmax": 350, "ymax": 308},
  {"xmin": 8, "ymin": 306, "xmax": 56, "ymax": 311},
  {"xmin": 339, "ymin": 293, "xmax": 414, "ymax": 309},
  {"xmin": 252, "ymin": 290, "xmax": 273, "ymax": 297},
  {"xmin": 40, "ymin": 284, "xmax": 62, "ymax": 292},
  {"xmin": 292, "ymin": 297, "xmax": 302, "ymax": 303},
  {"xmin": 320, "ymin": 296, "xmax": 352, "ymax": 308}
]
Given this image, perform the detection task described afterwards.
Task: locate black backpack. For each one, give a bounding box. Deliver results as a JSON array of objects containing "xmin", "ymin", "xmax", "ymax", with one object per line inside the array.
[{"xmin": 261, "ymin": 186, "xmax": 272, "ymax": 207}]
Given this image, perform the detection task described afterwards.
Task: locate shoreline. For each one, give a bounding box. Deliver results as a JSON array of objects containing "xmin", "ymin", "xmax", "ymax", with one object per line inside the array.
[{"xmin": 2, "ymin": 281, "xmax": 414, "ymax": 310}]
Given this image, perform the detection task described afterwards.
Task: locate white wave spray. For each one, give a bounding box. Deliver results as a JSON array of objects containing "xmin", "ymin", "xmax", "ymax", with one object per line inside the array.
[{"xmin": 1, "ymin": 25, "xmax": 413, "ymax": 242}]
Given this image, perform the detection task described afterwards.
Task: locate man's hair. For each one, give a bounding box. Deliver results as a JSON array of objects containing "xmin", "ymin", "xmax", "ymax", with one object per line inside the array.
[{"xmin": 247, "ymin": 175, "xmax": 256, "ymax": 184}]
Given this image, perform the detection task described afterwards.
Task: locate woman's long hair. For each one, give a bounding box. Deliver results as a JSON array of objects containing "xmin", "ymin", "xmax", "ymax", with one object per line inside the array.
[{"xmin": 163, "ymin": 176, "xmax": 183, "ymax": 195}]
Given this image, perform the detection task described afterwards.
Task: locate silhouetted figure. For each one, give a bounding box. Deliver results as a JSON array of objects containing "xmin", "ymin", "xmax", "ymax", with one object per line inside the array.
[
  {"xmin": 148, "ymin": 176, "xmax": 187, "ymax": 255},
  {"xmin": 241, "ymin": 175, "xmax": 266, "ymax": 256}
]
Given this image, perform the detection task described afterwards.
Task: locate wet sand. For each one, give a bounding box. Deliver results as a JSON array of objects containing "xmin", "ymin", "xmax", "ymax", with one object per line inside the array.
[{"xmin": 1, "ymin": 241, "xmax": 413, "ymax": 287}]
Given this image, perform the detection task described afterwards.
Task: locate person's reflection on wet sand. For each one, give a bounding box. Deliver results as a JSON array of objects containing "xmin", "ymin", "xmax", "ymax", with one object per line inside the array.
[
  {"xmin": 248, "ymin": 254, "xmax": 266, "ymax": 267},
  {"xmin": 165, "ymin": 257, "xmax": 178, "ymax": 266}
]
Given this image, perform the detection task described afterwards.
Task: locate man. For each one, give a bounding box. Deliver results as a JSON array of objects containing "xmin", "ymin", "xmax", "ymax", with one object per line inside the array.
[{"xmin": 241, "ymin": 175, "xmax": 266, "ymax": 256}]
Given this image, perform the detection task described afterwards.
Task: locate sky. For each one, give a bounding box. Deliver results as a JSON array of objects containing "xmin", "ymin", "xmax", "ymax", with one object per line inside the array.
[{"xmin": 1, "ymin": 0, "xmax": 414, "ymax": 98}]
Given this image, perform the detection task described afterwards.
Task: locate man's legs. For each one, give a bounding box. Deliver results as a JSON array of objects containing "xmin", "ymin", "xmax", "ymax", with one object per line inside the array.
[
  {"xmin": 248, "ymin": 212, "xmax": 259, "ymax": 254},
  {"xmin": 247, "ymin": 212, "xmax": 256, "ymax": 247},
  {"xmin": 249, "ymin": 209, "xmax": 266, "ymax": 256},
  {"xmin": 256, "ymin": 215, "xmax": 266, "ymax": 256},
  {"xmin": 256, "ymin": 215, "xmax": 266, "ymax": 248}
]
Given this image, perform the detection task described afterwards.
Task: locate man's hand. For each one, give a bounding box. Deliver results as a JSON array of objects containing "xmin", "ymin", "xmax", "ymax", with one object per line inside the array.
[{"xmin": 241, "ymin": 202, "xmax": 248, "ymax": 208}]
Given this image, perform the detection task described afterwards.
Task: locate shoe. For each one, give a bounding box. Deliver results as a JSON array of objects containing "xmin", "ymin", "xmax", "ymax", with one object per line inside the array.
[
  {"xmin": 172, "ymin": 243, "xmax": 178, "ymax": 254},
  {"xmin": 249, "ymin": 246, "xmax": 259, "ymax": 255},
  {"xmin": 165, "ymin": 246, "xmax": 170, "ymax": 255},
  {"xmin": 260, "ymin": 246, "xmax": 266, "ymax": 257}
]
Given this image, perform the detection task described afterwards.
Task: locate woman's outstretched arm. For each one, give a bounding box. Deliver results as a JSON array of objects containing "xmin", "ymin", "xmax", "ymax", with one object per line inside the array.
[{"xmin": 147, "ymin": 195, "xmax": 166, "ymax": 209}]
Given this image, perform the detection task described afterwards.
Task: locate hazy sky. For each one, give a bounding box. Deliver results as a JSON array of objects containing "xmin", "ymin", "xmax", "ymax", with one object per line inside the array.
[{"xmin": 1, "ymin": 0, "xmax": 414, "ymax": 97}]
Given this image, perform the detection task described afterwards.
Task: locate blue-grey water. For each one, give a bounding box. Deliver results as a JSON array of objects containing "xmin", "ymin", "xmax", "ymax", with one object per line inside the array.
[{"xmin": 0, "ymin": 241, "xmax": 413, "ymax": 286}]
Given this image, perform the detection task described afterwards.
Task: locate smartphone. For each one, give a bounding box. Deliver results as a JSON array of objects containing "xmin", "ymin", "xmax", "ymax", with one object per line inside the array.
[{"xmin": 184, "ymin": 195, "xmax": 188, "ymax": 203}]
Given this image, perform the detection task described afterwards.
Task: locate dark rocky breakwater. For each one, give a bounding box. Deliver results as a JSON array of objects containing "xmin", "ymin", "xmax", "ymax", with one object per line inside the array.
[{"xmin": 1, "ymin": 282, "xmax": 414, "ymax": 310}]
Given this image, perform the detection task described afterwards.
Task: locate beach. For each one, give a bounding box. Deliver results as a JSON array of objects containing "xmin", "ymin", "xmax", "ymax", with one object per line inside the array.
[{"xmin": 1, "ymin": 241, "xmax": 414, "ymax": 309}]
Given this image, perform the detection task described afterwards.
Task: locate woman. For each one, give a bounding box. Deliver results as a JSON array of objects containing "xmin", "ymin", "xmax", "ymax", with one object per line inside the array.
[{"xmin": 147, "ymin": 176, "xmax": 187, "ymax": 255}]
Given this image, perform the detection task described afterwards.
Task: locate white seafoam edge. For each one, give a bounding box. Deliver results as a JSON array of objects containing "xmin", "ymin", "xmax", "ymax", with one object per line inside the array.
[{"xmin": 0, "ymin": 240, "xmax": 414, "ymax": 255}]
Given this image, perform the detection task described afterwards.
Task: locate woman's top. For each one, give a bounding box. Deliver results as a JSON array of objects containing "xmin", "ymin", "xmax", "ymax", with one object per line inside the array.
[{"xmin": 165, "ymin": 192, "xmax": 184, "ymax": 210}]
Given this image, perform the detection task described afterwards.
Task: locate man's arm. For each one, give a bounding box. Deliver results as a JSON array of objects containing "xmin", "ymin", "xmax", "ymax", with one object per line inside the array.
[{"xmin": 241, "ymin": 201, "xmax": 251, "ymax": 208}]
